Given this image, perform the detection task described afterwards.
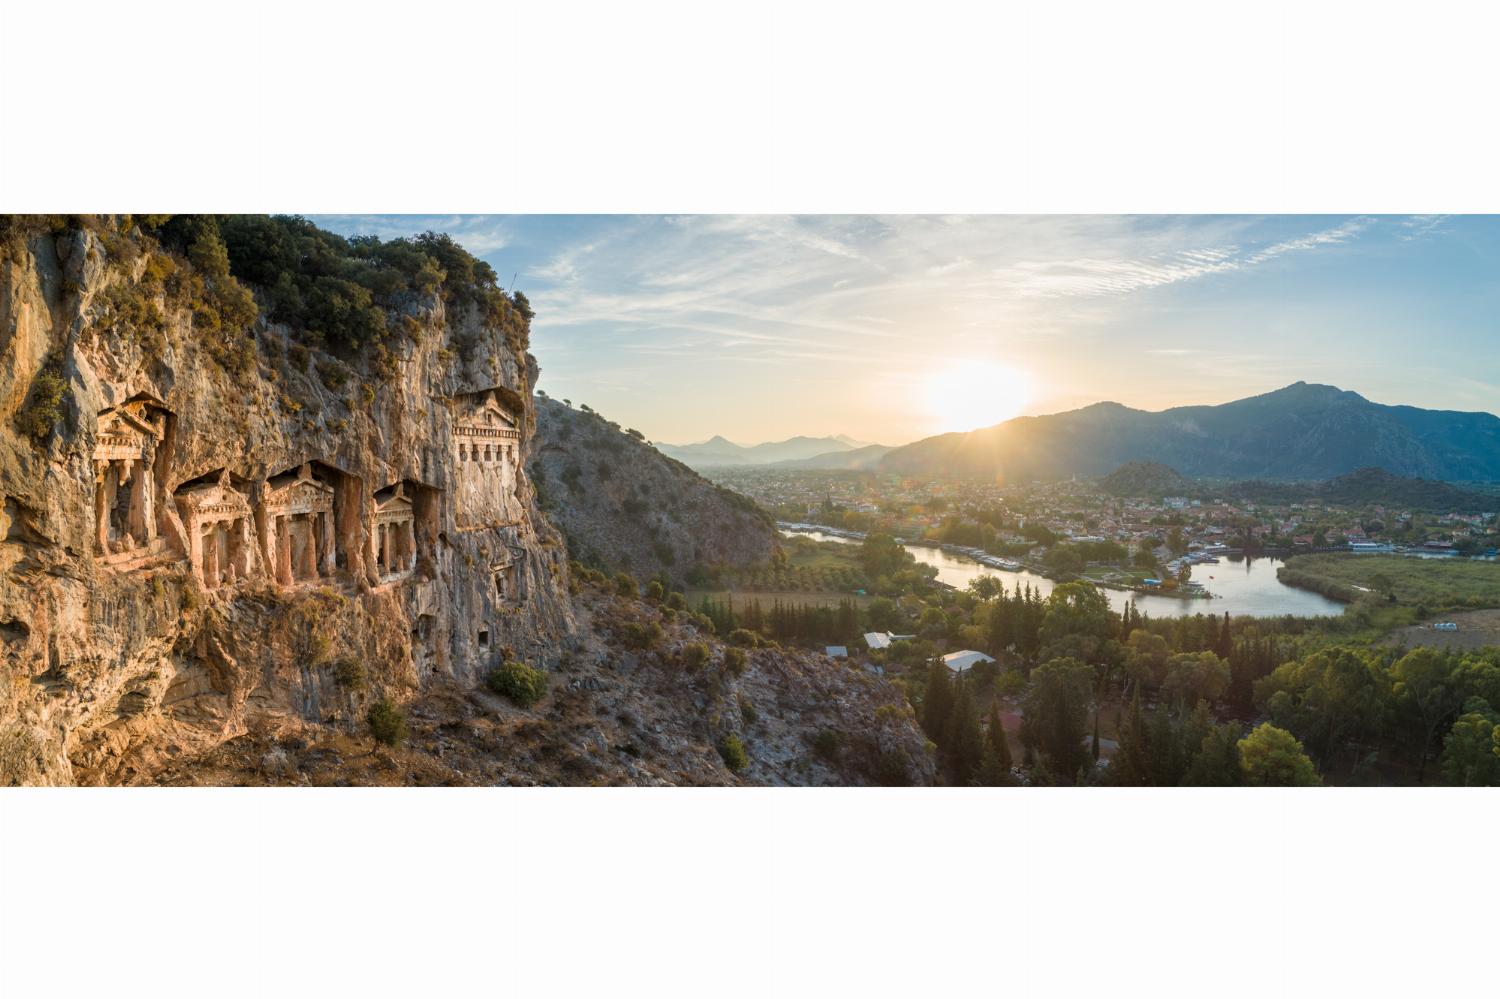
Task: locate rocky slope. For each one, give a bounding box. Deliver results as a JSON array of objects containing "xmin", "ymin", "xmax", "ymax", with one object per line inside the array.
[
  {"xmin": 530, "ymin": 396, "xmax": 777, "ymax": 584},
  {"xmin": 880, "ymin": 382, "xmax": 1500, "ymax": 482},
  {"xmin": 140, "ymin": 576, "xmax": 935, "ymax": 786}
]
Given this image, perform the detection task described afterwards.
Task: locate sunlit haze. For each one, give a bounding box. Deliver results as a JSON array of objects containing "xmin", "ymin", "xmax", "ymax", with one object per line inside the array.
[{"xmin": 312, "ymin": 215, "xmax": 1500, "ymax": 446}]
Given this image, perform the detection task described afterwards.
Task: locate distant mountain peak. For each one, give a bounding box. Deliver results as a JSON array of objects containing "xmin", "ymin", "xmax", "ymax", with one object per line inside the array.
[{"xmin": 879, "ymin": 382, "xmax": 1500, "ymax": 482}]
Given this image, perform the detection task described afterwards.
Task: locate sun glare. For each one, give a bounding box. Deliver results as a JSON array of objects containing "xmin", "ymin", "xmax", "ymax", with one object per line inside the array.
[{"xmin": 923, "ymin": 360, "xmax": 1034, "ymax": 433}]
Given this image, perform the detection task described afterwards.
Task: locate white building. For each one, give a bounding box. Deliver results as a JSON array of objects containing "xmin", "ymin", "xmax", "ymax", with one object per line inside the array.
[{"xmin": 942, "ymin": 650, "xmax": 996, "ymax": 674}]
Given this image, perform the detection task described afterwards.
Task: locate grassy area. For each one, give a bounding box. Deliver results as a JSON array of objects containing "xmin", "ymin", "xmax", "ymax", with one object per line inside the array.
[
  {"xmin": 723, "ymin": 536, "xmax": 870, "ymax": 594},
  {"xmin": 1279, "ymin": 553, "xmax": 1500, "ymax": 612},
  {"xmin": 784, "ymin": 542, "xmax": 861, "ymax": 572},
  {"xmin": 686, "ymin": 589, "xmax": 871, "ymax": 612}
]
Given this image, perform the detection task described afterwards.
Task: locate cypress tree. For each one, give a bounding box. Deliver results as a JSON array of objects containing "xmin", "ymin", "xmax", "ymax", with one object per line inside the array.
[
  {"xmin": 943, "ymin": 680, "xmax": 984, "ymax": 785},
  {"xmin": 986, "ymin": 702, "xmax": 1012, "ymax": 771},
  {"xmin": 1112, "ymin": 685, "xmax": 1151, "ymax": 785},
  {"xmin": 921, "ymin": 661, "xmax": 952, "ymax": 743}
]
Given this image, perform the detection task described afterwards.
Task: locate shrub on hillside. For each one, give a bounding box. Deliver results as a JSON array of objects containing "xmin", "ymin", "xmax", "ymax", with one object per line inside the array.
[
  {"xmin": 723, "ymin": 646, "xmax": 748, "ymax": 677},
  {"xmin": 622, "ymin": 621, "xmax": 663, "ymax": 650},
  {"xmin": 718, "ymin": 735, "xmax": 749, "ymax": 774},
  {"xmin": 681, "ymin": 643, "xmax": 710, "ymax": 672},
  {"xmin": 14, "ymin": 363, "xmax": 68, "ymax": 442},
  {"xmin": 332, "ymin": 657, "xmax": 367, "ymax": 692},
  {"xmin": 728, "ymin": 628, "xmax": 761, "ymax": 648},
  {"xmin": 486, "ymin": 660, "xmax": 549, "ymax": 708},
  {"xmin": 367, "ymin": 699, "xmax": 407, "ymax": 747}
]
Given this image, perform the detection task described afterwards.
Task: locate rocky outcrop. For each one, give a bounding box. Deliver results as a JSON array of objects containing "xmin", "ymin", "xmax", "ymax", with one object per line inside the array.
[
  {"xmin": 140, "ymin": 577, "xmax": 937, "ymax": 787},
  {"xmin": 0, "ymin": 218, "xmax": 572, "ymax": 785},
  {"xmin": 530, "ymin": 396, "xmax": 777, "ymax": 584}
]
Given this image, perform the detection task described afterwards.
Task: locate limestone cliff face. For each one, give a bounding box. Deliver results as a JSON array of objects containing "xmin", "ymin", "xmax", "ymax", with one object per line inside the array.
[{"xmin": 0, "ymin": 220, "xmax": 573, "ymax": 785}]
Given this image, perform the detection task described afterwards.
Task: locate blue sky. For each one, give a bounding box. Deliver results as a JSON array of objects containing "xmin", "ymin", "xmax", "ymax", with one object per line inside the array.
[{"xmin": 310, "ymin": 215, "xmax": 1500, "ymax": 445}]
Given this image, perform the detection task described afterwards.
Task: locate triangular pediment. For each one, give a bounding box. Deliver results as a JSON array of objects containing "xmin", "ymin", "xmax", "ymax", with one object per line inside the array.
[{"xmin": 98, "ymin": 408, "xmax": 154, "ymax": 440}]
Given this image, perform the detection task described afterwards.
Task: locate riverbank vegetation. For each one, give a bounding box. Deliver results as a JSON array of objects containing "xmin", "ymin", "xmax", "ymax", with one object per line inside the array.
[
  {"xmin": 582, "ymin": 507, "xmax": 1500, "ymax": 785},
  {"xmin": 1278, "ymin": 553, "xmax": 1500, "ymax": 612}
]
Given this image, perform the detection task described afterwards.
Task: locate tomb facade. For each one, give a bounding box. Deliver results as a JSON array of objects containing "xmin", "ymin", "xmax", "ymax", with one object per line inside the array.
[
  {"xmin": 372, "ymin": 482, "xmax": 417, "ymax": 583},
  {"xmin": 172, "ymin": 470, "xmax": 254, "ymax": 590},
  {"xmin": 262, "ymin": 463, "xmax": 337, "ymax": 586},
  {"xmin": 92, "ymin": 401, "xmax": 167, "ymax": 561},
  {"xmin": 453, "ymin": 391, "xmax": 523, "ymax": 529}
]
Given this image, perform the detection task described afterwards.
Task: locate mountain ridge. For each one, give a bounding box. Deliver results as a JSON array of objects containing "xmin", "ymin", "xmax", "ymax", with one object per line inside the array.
[
  {"xmin": 657, "ymin": 432, "xmax": 887, "ymax": 470},
  {"xmin": 879, "ymin": 382, "xmax": 1500, "ymax": 482}
]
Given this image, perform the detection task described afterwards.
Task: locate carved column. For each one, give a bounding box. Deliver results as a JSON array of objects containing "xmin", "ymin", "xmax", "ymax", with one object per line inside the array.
[
  {"xmin": 94, "ymin": 464, "xmax": 110, "ymax": 556},
  {"xmin": 320, "ymin": 510, "xmax": 335, "ymax": 577},
  {"xmin": 186, "ymin": 511, "xmax": 203, "ymax": 582},
  {"xmin": 201, "ymin": 524, "xmax": 219, "ymax": 589},
  {"xmin": 275, "ymin": 515, "xmax": 292, "ymax": 586}
]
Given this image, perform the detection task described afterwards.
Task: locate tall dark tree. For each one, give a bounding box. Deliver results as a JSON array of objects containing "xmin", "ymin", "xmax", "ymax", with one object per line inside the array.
[
  {"xmin": 1111, "ymin": 686, "xmax": 1152, "ymax": 785},
  {"xmin": 921, "ymin": 661, "xmax": 953, "ymax": 742},
  {"xmin": 943, "ymin": 681, "xmax": 984, "ymax": 785},
  {"xmin": 986, "ymin": 702, "xmax": 1012, "ymax": 771},
  {"xmin": 1020, "ymin": 657, "xmax": 1093, "ymax": 781}
]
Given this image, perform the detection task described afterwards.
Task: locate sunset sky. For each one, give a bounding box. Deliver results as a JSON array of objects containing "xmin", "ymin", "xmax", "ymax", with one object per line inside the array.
[{"xmin": 311, "ymin": 215, "xmax": 1500, "ymax": 446}]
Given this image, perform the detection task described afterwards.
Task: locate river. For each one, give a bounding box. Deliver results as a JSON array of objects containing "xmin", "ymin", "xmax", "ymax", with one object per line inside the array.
[{"xmin": 778, "ymin": 528, "xmax": 1347, "ymax": 619}]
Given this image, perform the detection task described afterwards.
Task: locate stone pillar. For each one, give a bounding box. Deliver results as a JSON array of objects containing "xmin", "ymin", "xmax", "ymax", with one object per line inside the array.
[
  {"xmin": 140, "ymin": 451, "xmax": 157, "ymax": 545},
  {"xmin": 201, "ymin": 524, "xmax": 219, "ymax": 589},
  {"xmin": 103, "ymin": 462, "xmax": 121, "ymax": 549},
  {"xmin": 320, "ymin": 511, "xmax": 336, "ymax": 577},
  {"xmin": 275, "ymin": 515, "xmax": 292, "ymax": 586},
  {"xmin": 94, "ymin": 465, "xmax": 110, "ymax": 556},
  {"xmin": 301, "ymin": 516, "xmax": 317, "ymax": 580},
  {"xmin": 186, "ymin": 512, "xmax": 203, "ymax": 581}
]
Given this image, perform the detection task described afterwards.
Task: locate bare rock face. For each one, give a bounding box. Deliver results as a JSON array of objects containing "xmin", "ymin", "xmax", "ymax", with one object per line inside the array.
[
  {"xmin": 0, "ymin": 220, "xmax": 573, "ymax": 785},
  {"xmin": 530, "ymin": 396, "xmax": 778, "ymax": 583}
]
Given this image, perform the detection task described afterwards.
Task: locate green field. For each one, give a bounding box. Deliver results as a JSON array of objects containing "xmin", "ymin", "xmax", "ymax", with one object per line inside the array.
[
  {"xmin": 1279, "ymin": 553, "xmax": 1500, "ymax": 611},
  {"xmin": 686, "ymin": 589, "xmax": 871, "ymax": 612}
]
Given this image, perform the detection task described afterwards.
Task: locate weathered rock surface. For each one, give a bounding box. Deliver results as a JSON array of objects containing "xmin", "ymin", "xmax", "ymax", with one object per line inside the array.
[
  {"xmin": 142, "ymin": 579, "xmax": 936, "ymax": 787},
  {"xmin": 530, "ymin": 395, "xmax": 778, "ymax": 583},
  {"xmin": 0, "ymin": 219, "xmax": 571, "ymax": 784}
]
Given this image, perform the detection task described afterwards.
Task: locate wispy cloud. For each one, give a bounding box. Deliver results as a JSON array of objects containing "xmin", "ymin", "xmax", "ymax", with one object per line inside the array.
[{"xmin": 309, "ymin": 213, "xmax": 1487, "ymax": 442}]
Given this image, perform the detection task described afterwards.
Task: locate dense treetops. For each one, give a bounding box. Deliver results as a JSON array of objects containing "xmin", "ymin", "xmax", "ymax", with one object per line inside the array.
[
  {"xmin": 0, "ymin": 214, "xmax": 530, "ymax": 357},
  {"xmin": 165, "ymin": 215, "xmax": 527, "ymax": 352}
]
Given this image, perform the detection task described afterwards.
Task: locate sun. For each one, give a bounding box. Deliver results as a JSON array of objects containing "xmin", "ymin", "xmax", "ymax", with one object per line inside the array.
[{"xmin": 923, "ymin": 360, "xmax": 1034, "ymax": 433}]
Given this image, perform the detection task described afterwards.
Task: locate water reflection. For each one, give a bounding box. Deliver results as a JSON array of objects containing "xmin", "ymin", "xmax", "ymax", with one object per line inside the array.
[{"xmin": 779, "ymin": 529, "xmax": 1346, "ymax": 618}]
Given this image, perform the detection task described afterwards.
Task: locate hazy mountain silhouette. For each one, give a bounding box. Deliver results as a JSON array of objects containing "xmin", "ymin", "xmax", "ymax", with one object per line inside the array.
[{"xmin": 879, "ymin": 383, "xmax": 1500, "ymax": 481}]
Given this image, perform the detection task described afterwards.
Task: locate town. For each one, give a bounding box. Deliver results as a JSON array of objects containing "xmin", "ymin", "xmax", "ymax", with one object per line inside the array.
[{"xmin": 710, "ymin": 466, "xmax": 1500, "ymax": 590}]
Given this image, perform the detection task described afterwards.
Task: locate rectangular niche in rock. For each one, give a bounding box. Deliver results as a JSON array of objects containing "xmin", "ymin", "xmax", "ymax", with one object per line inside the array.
[
  {"xmin": 491, "ymin": 545, "xmax": 525, "ymax": 604},
  {"xmin": 371, "ymin": 482, "xmax": 417, "ymax": 583},
  {"xmin": 172, "ymin": 469, "xmax": 254, "ymax": 590},
  {"xmin": 93, "ymin": 399, "xmax": 170, "ymax": 563},
  {"xmin": 262, "ymin": 462, "xmax": 337, "ymax": 586},
  {"xmin": 452, "ymin": 388, "xmax": 523, "ymax": 530}
]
